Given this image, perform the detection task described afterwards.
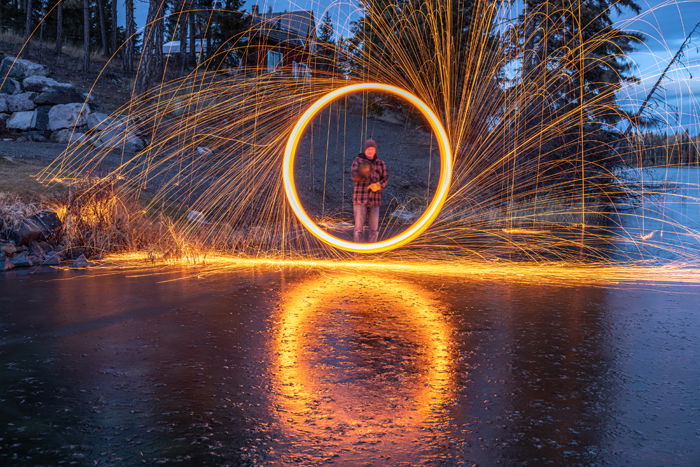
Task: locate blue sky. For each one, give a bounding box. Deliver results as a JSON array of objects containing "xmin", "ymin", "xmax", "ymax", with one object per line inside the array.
[{"xmin": 122, "ymin": 0, "xmax": 700, "ymax": 134}]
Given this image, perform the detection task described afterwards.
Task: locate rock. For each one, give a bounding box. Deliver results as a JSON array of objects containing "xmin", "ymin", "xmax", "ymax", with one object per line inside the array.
[
  {"xmin": 390, "ymin": 208, "xmax": 418, "ymax": 222},
  {"xmin": 197, "ymin": 146, "xmax": 214, "ymax": 156},
  {"xmin": 6, "ymin": 110, "xmax": 37, "ymax": 130},
  {"xmin": 93, "ymin": 125, "xmax": 145, "ymax": 152},
  {"xmin": 0, "ymin": 78, "xmax": 22, "ymax": 95},
  {"xmin": 7, "ymin": 92, "xmax": 37, "ymax": 112},
  {"xmin": 29, "ymin": 240, "xmax": 47, "ymax": 258},
  {"xmin": 0, "ymin": 56, "xmax": 49, "ymax": 80},
  {"xmin": 42, "ymin": 254, "xmax": 61, "ymax": 266},
  {"xmin": 50, "ymin": 128, "xmax": 88, "ymax": 144},
  {"xmin": 187, "ymin": 210, "xmax": 210, "ymax": 224},
  {"xmin": 7, "ymin": 217, "xmax": 44, "ymax": 245},
  {"xmin": 7, "ymin": 211, "xmax": 62, "ymax": 245},
  {"xmin": 86, "ymin": 112, "xmax": 119, "ymax": 130},
  {"xmin": 21, "ymin": 75, "xmax": 71, "ymax": 92},
  {"xmin": 34, "ymin": 105, "xmax": 51, "ymax": 131},
  {"xmin": 0, "ymin": 94, "xmax": 8, "ymax": 113},
  {"xmin": 33, "ymin": 86, "xmax": 85, "ymax": 105},
  {"xmin": 28, "ymin": 132, "xmax": 47, "ymax": 142},
  {"xmin": 10, "ymin": 251, "xmax": 32, "ymax": 268},
  {"xmin": 72, "ymin": 254, "xmax": 91, "ymax": 268},
  {"xmin": 0, "ymin": 243, "xmax": 16, "ymax": 256},
  {"xmin": 32, "ymin": 211, "xmax": 62, "ymax": 232},
  {"xmin": 48, "ymin": 103, "xmax": 90, "ymax": 131}
]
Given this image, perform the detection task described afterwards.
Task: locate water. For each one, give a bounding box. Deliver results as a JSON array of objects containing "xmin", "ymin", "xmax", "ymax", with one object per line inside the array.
[
  {"xmin": 1, "ymin": 266, "xmax": 699, "ymax": 465},
  {"xmin": 614, "ymin": 166, "xmax": 700, "ymax": 261}
]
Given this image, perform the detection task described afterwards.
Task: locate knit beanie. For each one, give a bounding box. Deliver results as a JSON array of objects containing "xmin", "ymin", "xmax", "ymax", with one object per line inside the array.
[{"xmin": 363, "ymin": 139, "xmax": 377, "ymax": 150}]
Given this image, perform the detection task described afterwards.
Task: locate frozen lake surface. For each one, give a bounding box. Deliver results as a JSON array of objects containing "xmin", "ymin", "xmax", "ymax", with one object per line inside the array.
[{"xmin": 1, "ymin": 265, "xmax": 698, "ymax": 464}]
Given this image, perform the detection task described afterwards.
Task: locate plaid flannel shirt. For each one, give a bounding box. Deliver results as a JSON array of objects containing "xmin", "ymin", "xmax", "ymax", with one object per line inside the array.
[{"xmin": 350, "ymin": 153, "xmax": 389, "ymax": 207}]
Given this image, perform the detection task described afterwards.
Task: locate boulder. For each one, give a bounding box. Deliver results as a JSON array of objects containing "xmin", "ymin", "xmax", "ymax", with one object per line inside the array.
[
  {"xmin": 10, "ymin": 251, "xmax": 32, "ymax": 268},
  {"xmin": 48, "ymin": 103, "xmax": 90, "ymax": 131},
  {"xmin": 1, "ymin": 243, "xmax": 18, "ymax": 255},
  {"xmin": 0, "ymin": 78, "xmax": 22, "ymax": 95},
  {"xmin": 42, "ymin": 252, "xmax": 61, "ymax": 266},
  {"xmin": 6, "ymin": 111, "xmax": 37, "ymax": 130},
  {"xmin": 7, "ymin": 211, "xmax": 62, "ymax": 245},
  {"xmin": 7, "ymin": 92, "xmax": 37, "ymax": 112},
  {"xmin": 197, "ymin": 146, "xmax": 213, "ymax": 156},
  {"xmin": 50, "ymin": 128, "xmax": 89, "ymax": 144},
  {"xmin": 21, "ymin": 75, "xmax": 71, "ymax": 92},
  {"xmin": 0, "ymin": 94, "xmax": 8, "ymax": 113},
  {"xmin": 33, "ymin": 210, "xmax": 62, "ymax": 232},
  {"xmin": 93, "ymin": 126, "xmax": 145, "ymax": 152},
  {"xmin": 0, "ymin": 57, "xmax": 49, "ymax": 80},
  {"xmin": 27, "ymin": 131, "xmax": 47, "ymax": 142},
  {"xmin": 33, "ymin": 86, "xmax": 85, "ymax": 105},
  {"xmin": 34, "ymin": 105, "xmax": 51, "ymax": 131},
  {"xmin": 72, "ymin": 254, "xmax": 92, "ymax": 268},
  {"xmin": 86, "ymin": 112, "xmax": 115, "ymax": 130}
]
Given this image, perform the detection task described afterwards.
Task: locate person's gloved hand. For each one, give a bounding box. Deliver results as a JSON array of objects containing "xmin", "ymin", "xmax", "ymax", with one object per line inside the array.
[
  {"xmin": 368, "ymin": 182, "xmax": 382, "ymax": 192},
  {"xmin": 359, "ymin": 164, "xmax": 371, "ymax": 178}
]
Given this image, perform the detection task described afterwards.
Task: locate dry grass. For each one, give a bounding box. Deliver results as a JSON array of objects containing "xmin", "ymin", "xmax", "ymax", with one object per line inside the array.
[
  {"xmin": 0, "ymin": 191, "xmax": 45, "ymax": 230},
  {"xmin": 0, "ymin": 31, "xmax": 108, "ymax": 63},
  {"xmin": 0, "ymin": 156, "xmax": 67, "ymax": 198},
  {"xmin": 47, "ymin": 181, "xmax": 181, "ymax": 258},
  {"xmin": 0, "ymin": 174, "xmax": 184, "ymax": 259}
]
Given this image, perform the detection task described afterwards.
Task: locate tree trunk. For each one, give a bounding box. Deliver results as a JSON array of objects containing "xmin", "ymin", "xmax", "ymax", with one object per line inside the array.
[
  {"xmin": 24, "ymin": 0, "xmax": 33, "ymax": 52},
  {"xmin": 97, "ymin": 0, "xmax": 109, "ymax": 56},
  {"xmin": 38, "ymin": 0, "xmax": 45, "ymax": 58},
  {"xmin": 136, "ymin": 0, "xmax": 164, "ymax": 94},
  {"xmin": 179, "ymin": 0, "xmax": 188, "ymax": 70},
  {"xmin": 55, "ymin": 1, "xmax": 63, "ymax": 55},
  {"xmin": 111, "ymin": 0, "xmax": 118, "ymax": 56},
  {"xmin": 83, "ymin": 0, "xmax": 90, "ymax": 72},
  {"xmin": 189, "ymin": 4, "xmax": 196, "ymax": 66},
  {"xmin": 124, "ymin": 0, "xmax": 135, "ymax": 74}
]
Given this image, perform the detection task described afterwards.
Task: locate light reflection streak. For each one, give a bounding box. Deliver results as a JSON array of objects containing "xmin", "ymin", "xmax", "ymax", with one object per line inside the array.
[
  {"xmin": 85, "ymin": 253, "xmax": 700, "ymax": 288},
  {"xmin": 270, "ymin": 272, "xmax": 455, "ymax": 459}
]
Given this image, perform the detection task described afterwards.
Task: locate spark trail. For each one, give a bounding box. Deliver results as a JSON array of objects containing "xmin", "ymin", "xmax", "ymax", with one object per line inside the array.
[{"xmin": 17, "ymin": 0, "xmax": 699, "ymax": 268}]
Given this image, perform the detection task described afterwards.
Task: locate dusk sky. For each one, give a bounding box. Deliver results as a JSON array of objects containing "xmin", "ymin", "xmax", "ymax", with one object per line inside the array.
[{"xmin": 122, "ymin": 0, "xmax": 700, "ymax": 133}]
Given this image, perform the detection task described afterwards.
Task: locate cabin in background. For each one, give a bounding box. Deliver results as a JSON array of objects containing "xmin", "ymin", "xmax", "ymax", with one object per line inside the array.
[{"xmin": 244, "ymin": 5, "xmax": 317, "ymax": 78}]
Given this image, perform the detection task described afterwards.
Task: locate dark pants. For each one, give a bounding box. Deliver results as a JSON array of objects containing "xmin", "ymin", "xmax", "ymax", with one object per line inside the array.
[{"xmin": 353, "ymin": 204, "xmax": 380, "ymax": 243}]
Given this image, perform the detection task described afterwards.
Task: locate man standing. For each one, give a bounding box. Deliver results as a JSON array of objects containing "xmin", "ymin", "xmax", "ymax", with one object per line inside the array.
[{"xmin": 350, "ymin": 139, "xmax": 389, "ymax": 243}]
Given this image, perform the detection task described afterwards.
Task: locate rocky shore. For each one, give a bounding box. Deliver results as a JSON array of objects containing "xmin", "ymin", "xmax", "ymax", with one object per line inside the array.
[
  {"xmin": 0, "ymin": 56, "xmax": 144, "ymax": 151},
  {"xmin": 0, "ymin": 207, "xmax": 92, "ymax": 272}
]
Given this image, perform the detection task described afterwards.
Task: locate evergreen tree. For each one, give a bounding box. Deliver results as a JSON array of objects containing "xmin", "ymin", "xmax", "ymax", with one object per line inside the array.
[
  {"xmin": 315, "ymin": 11, "xmax": 337, "ymax": 75},
  {"xmin": 516, "ymin": 0, "xmax": 644, "ymax": 195},
  {"xmin": 210, "ymin": 0, "xmax": 250, "ymax": 68}
]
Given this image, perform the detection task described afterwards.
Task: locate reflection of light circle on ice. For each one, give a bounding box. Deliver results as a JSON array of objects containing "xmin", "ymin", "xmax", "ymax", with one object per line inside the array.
[
  {"xmin": 283, "ymin": 82, "xmax": 453, "ymax": 253},
  {"xmin": 273, "ymin": 273, "xmax": 453, "ymax": 432}
]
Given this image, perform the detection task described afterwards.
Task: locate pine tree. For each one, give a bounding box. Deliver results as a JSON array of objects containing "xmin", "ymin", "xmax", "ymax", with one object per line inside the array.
[
  {"xmin": 210, "ymin": 0, "xmax": 250, "ymax": 68},
  {"xmin": 516, "ymin": 0, "xmax": 644, "ymax": 194},
  {"xmin": 315, "ymin": 11, "xmax": 337, "ymax": 75}
]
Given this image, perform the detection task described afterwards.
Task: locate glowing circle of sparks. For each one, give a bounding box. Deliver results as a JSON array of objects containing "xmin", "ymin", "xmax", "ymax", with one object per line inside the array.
[{"xmin": 283, "ymin": 82, "xmax": 453, "ymax": 253}]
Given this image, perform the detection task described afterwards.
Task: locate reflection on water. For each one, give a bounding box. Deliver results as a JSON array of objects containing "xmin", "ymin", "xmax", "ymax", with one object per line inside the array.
[
  {"xmin": 272, "ymin": 273, "xmax": 453, "ymax": 462},
  {"xmin": 1, "ymin": 266, "xmax": 699, "ymax": 464}
]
